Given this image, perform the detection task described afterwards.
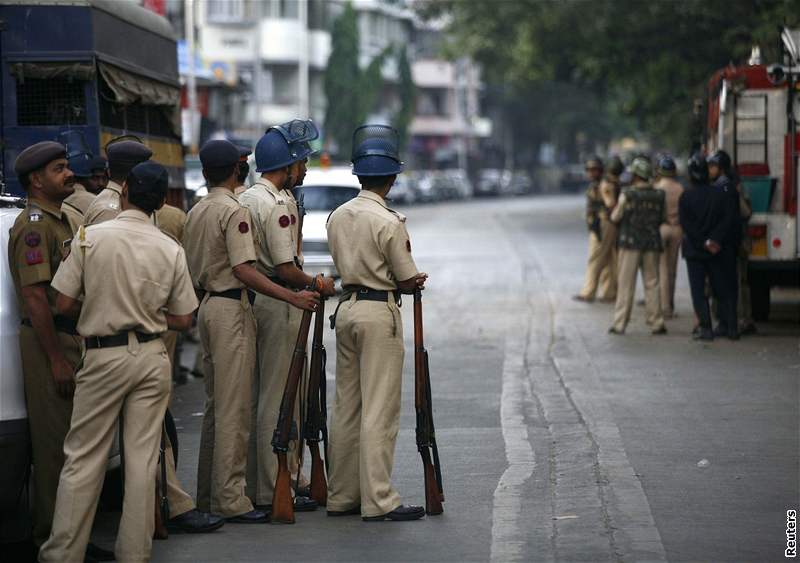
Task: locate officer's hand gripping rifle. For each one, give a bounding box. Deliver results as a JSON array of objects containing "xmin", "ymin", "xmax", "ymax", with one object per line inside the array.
[
  {"xmin": 271, "ymin": 279, "xmax": 318, "ymax": 524},
  {"xmin": 302, "ymin": 296, "xmax": 328, "ymax": 506},
  {"xmin": 413, "ymin": 288, "xmax": 444, "ymax": 515}
]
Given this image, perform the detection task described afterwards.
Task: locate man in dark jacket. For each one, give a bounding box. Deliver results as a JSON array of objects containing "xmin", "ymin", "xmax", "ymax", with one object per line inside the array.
[
  {"xmin": 679, "ymin": 154, "xmax": 734, "ymax": 341},
  {"xmin": 706, "ymin": 150, "xmax": 740, "ymax": 339}
]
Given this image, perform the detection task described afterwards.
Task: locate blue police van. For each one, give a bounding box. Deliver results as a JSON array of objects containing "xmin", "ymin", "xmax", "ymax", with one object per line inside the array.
[{"xmin": 0, "ymin": 0, "xmax": 185, "ymax": 203}]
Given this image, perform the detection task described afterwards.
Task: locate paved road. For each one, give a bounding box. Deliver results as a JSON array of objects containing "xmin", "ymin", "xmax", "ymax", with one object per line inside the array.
[{"xmin": 145, "ymin": 195, "xmax": 797, "ymax": 562}]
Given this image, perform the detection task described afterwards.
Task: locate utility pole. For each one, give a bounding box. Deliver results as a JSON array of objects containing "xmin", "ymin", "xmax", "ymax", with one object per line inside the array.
[
  {"xmin": 185, "ymin": 0, "xmax": 198, "ymax": 154},
  {"xmin": 298, "ymin": 0, "xmax": 309, "ymax": 119}
]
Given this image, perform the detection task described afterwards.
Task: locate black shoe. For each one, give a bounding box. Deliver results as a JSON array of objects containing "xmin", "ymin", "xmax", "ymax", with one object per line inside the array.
[
  {"xmin": 608, "ymin": 327, "xmax": 623, "ymax": 335},
  {"xmin": 327, "ymin": 506, "xmax": 361, "ymax": 517},
  {"xmin": 85, "ymin": 543, "xmax": 115, "ymax": 562},
  {"xmin": 167, "ymin": 509, "xmax": 226, "ymax": 533},
  {"xmin": 713, "ymin": 324, "xmax": 728, "ymax": 337},
  {"xmin": 691, "ymin": 325, "xmax": 700, "ymax": 337},
  {"xmin": 651, "ymin": 326, "xmax": 667, "ymax": 335},
  {"xmin": 294, "ymin": 496, "xmax": 318, "ymax": 512},
  {"xmin": 362, "ymin": 505, "xmax": 425, "ymax": 522},
  {"xmin": 295, "ymin": 485, "xmax": 311, "ymax": 498},
  {"xmin": 727, "ymin": 331, "xmax": 740, "ymax": 341},
  {"xmin": 226, "ymin": 509, "xmax": 269, "ymax": 523},
  {"xmin": 740, "ymin": 323, "xmax": 757, "ymax": 336},
  {"xmin": 692, "ymin": 328, "xmax": 714, "ymax": 341}
]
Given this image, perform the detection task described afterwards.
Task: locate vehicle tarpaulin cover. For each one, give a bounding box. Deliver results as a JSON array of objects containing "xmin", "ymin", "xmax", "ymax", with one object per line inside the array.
[
  {"xmin": 98, "ymin": 62, "xmax": 181, "ymax": 136},
  {"xmin": 10, "ymin": 61, "xmax": 96, "ymax": 82}
]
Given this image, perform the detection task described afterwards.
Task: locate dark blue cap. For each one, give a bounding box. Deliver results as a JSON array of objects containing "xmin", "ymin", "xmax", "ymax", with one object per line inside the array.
[
  {"xmin": 14, "ymin": 141, "xmax": 67, "ymax": 177},
  {"xmin": 127, "ymin": 161, "xmax": 169, "ymax": 193},
  {"xmin": 237, "ymin": 145, "xmax": 252, "ymax": 159},
  {"xmin": 107, "ymin": 140, "xmax": 152, "ymax": 165},
  {"xmin": 89, "ymin": 156, "xmax": 107, "ymax": 172},
  {"xmin": 200, "ymin": 140, "xmax": 240, "ymax": 168}
]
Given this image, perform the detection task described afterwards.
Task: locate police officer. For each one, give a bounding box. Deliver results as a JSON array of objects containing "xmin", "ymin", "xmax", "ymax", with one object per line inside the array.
[
  {"xmin": 8, "ymin": 142, "xmax": 115, "ymax": 561},
  {"xmin": 654, "ymin": 155, "xmax": 685, "ymax": 318},
  {"xmin": 609, "ymin": 156, "xmax": 667, "ymax": 335},
  {"xmin": 679, "ymin": 154, "xmax": 730, "ymax": 341},
  {"xmin": 78, "ymin": 144, "xmax": 223, "ymax": 534},
  {"xmin": 83, "ymin": 138, "xmax": 152, "ymax": 226},
  {"xmin": 59, "ymin": 131, "xmax": 98, "ymax": 234},
  {"xmin": 575, "ymin": 156, "xmax": 611, "ymax": 302},
  {"xmin": 240, "ymin": 125, "xmax": 335, "ymax": 514},
  {"xmin": 706, "ymin": 150, "xmax": 740, "ymax": 339},
  {"xmin": 184, "ymin": 139, "xmax": 318, "ymax": 523},
  {"xmin": 87, "ymin": 155, "xmax": 109, "ymax": 194},
  {"xmin": 39, "ymin": 161, "xmax": 198, "ymax": 563},
  {"xmin": 576, "ymin": 155, "xmax": 622, "ymax": 302},
  {"xmin": 234, "ymin": 146, "xmax": 253, "ymax": 196},
  {"xmin": 326, "ymin": 125, "xmax": 427, "ymax": 521}
]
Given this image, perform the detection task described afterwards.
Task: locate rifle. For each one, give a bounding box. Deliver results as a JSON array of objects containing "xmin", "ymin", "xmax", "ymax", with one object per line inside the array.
[
  {"xmin": 413, "ymin": 288, "xmax": 444, "ymax": 515},
  {"xmin": 271, "ymin": 279, "xmax": 317, "ymax": 524},
  {"xmin": 302, "ymin": 297, "xmax": 328, "ymax": 506},
  {"xmin": 153, "ymin": 424, "xmax": 169, "ymax": 539}
]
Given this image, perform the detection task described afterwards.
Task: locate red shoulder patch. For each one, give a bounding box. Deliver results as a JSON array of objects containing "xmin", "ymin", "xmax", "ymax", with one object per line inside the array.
[
  {"xmin": 238, "ymin": 221, "xmax": 249, "ymax": 234},
  {"xmin": 406, "ymin": 240, "xmax": 411, "ymax": 252},
  {"xmin": 279, "ymin": 215, "xmax": 290, "ymax": 228},
  {"xmin": 25, "ymin": 249, "xmax": 43, "ymax": 265},
  {"xmin": 24, "ymin": 231, "xmax": 41, "ymax": 247},
  {"xmin": 290, "ymin": 214, "xmax": 297, "ymax": 225}
]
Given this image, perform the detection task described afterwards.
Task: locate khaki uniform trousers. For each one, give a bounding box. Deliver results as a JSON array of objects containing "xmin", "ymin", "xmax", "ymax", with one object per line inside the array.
[
  {"xmin": 327, "ymin": 295, "xmax": 404, "ymax": 518},
  {"xmin": 245, "ymin": 293, "xmax": 306, "ymax": 506},
  {"xmin": 196, "ymin": 294, "xmax": 256, "ymax": 517},
  {"xmin": 612, "ymin": 249, "xmax": 665, "ymax": 333},
  {"xmin": 659, "ymin": 224, "xmax": 682, "ymax": 318},
  {"xmin": 18, "ymin": 325, "xmax": 82, "ymax": 547},
  {"xmin": 579, "ymin": 219, "xmax": 618, "ymax": 300},
  {"xmin": 39, "ymin": 337, "xmax": 171, "ymax": 563}
]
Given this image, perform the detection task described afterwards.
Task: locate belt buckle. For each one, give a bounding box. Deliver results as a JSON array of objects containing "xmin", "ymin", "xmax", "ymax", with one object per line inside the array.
[
  {"xmin": 358, "ymin": 287, "xmax": 369, "ymax": 294},
  {"xmin": 88, "ymin": 336, "xmax": 101, "ymax": 348}
]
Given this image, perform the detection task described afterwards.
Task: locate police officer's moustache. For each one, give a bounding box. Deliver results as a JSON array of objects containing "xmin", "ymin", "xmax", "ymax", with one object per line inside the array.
[{"xmin": 351, "ymin": 124, "xmax": 403, "ymax": 177}]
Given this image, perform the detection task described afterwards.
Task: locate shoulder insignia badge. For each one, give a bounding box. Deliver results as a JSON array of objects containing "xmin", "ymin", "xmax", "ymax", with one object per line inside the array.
[
  {"xmin": 25, "ymin": 249, "xmax": 43, "ymax": 265},
  {"xmin": 29, "ymin": 212, "xmax": 42, "ymax": 222},
  {"xmin": 279, "ymin": 215, "xmax": 290, "ymax": 228},
  {"xmin": 24, "ymin": 231, "xmax": 41, "ymax": 247},
  {"xmin": 238, "ymin": 221, "xmax": 250, "ymax": 233}
]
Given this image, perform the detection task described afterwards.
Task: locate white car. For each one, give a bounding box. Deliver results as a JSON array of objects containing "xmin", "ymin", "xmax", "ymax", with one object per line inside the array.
[{"xmin": 298, "ymin": 167, "xmax": 361, "ymax": 279}]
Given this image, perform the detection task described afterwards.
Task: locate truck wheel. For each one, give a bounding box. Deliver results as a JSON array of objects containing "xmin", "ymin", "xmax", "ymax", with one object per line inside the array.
[{"xmin": 750, "ymin": 276, "xmax": 770, "ymax": 321}]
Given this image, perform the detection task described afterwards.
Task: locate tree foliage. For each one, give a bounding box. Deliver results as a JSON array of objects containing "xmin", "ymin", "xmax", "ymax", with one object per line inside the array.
[
  {"xmin": 417, "ymin": 0, "xmax": 800, "ymax": 153},
  {"xmin": 393, "ymin": 45, "xmax": 416, "ymax": 153}
]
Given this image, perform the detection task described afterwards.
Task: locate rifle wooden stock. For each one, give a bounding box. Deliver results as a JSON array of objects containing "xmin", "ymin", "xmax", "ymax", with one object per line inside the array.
[
  {"xmin": 413, "ymin": 288, "xmax": 444, "ymax": 515},
  {"xmin": 303, "ymin": 298, "xmax": 329, "ymax": 506},
  {"xmin": 271, "ymin": 284, "xmax": 316, "ymax": 524}
]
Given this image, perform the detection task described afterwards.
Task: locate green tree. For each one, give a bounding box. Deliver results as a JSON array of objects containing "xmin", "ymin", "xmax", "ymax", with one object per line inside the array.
[
  {"xmin": 393, "ymin": 45, "xmax": 416, "ymax": 153},
  {"xmin": 323, "ymin": 3, "xmax": 390, "ymax": 159}
]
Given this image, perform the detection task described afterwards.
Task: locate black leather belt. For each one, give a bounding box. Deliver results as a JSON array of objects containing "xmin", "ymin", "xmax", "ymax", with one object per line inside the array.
[
  {"xmin": 344, "ymin": 286, "xmax": 401, "ymax": 304},
  {"xmin": 21, "ymin": 315, "xmax": 79, "ymax": 336},
  {"xmin": 268, "ymin": 276, "xmax": 289, "ymax": 288},
  {"xmin": 85, "ymin": 331, "xmax": 161, "ymax": 350},
  {"xmin": 208, "ymin": 288, "xmax": 255, "ymax": 305}
]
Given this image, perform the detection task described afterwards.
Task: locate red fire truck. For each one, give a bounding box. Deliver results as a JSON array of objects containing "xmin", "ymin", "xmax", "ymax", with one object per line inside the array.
[{"xmin": 705, "ymin": 30, "xmax": 800, "ymax": 320}]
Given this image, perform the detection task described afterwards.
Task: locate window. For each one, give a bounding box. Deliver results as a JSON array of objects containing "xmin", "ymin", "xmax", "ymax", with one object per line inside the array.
[
  {"xmin": 16, "ymin": 77, "xmax": 87, "ymax": 126},
  {"xmin": 98, "ymin": 78, "xmax": 174, "ymax": 137},
  {"xmin": 417, "ymin": 88, "xmax": 448, "ymax": 117},
  {"xmin": 735, "ymin": 95, "xmax": 767, "ymax": 164},
  {"xmin": 207, "ymin": 0, "xmax": 244, "ymax": 23}
]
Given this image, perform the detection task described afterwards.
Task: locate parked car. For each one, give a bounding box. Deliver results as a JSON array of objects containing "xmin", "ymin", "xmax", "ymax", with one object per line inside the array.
[
  {"xmin": 559, "ymin": 163, "xmax": 587, "ymax": 193},
  {"xmin": 509, "ymin": 170, "xmax": 534, "ymax": 195},
  {"xmin": 441, "ymin": 169, "xmax": 474, "ymax": 199},
  {"xmin": 388, "ymin": 174, "xmax": 417, "ymax": 205},
  {"xmin": 411, "ymin": 171, "xmax": 438, "ymax": 203},
  {"xmin": 298, "ymin": 167, "xmax": 361, "ymax": 279},
  {"xmin": 475, "ymin": 168, "xmax": 511, "ymax": 197}
]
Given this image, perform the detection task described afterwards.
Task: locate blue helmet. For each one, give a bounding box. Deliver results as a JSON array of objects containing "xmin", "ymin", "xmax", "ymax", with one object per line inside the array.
[
  {"xmin": 58, "ymin": 130, "xmax": 93, "ymax": 177},
  {"xmin": 274, "ymin": 119, "xmax": 319, "ymax": 161},
  {"xmin": 351, "ymin": 124, "xmax": 403, "ymax": 176},
  {"xmin": 255, "ymin": 128, "xmax": 302, "ymax": 173},
  {"xmin": 657, "ymin": 155, "xmax": 677, "ymax": 177}
]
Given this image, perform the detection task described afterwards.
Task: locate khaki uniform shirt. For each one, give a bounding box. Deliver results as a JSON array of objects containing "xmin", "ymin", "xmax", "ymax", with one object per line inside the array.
[
  {"xmin": 598, "ymin": 178, "xmax": 619, "ymax": 215},
  {"xmin": 327, "ymin": 190, "xmax": 418, "ymax": 291},
  {"xmin": 184, "ymin": 187, "xmax": 257, "ymax": 292},
  {"xmin": 154, "ymin": 204, "xmax": 187, "ymax": 244},
  {"xmin": 8, "ymin": 198, "xmax": 73, "ymax": 319},
  {"xmin": 282, "ymin": 188, "xmax": 304, "ymax": 266},
  {"xmin": 83, "ymin": 180, "xmax": 123, "ymax": 226},
  {"xmin": 238, "ymin": 179, "xmax": 296, "ymax": 278},
  {"xmin": 234, "ymin": 184, "xmax": 247, "ymax": 196},
  {"xmin": 654, "ymin": 177, "xmax": 684, "ymax": 227},
  {"xmin": 52, "ymin": 210, "xmax": 197, "ymax": 336},
  {"xmin": 61, "ymin": 183, "xmax": 96, "ymax": 234}
]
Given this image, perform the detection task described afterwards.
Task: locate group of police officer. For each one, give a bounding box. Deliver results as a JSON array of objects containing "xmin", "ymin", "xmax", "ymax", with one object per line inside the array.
[
  {"xmin": 10, "ymin": 120, "xmax": 425, "ymax": 563},
  {"xmin": 575, "ymin": 150, "xmax": 754, "ymax": 340}
]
